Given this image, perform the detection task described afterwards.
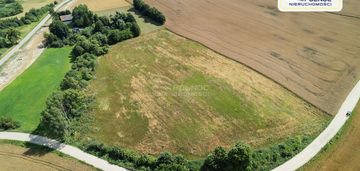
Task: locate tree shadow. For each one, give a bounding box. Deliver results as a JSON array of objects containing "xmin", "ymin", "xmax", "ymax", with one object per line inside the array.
[
  {"xmin": 22, "ymin": 134, "xmax": 66, "ymax": 157},
  {"xmin": 127, "ymin": 8, "xmax": 163, "ymax": 26}
]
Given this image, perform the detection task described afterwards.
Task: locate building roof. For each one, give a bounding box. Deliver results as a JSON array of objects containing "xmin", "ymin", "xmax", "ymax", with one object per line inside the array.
[{"xmin": 59, "ymin": 14, "xmax": 73, "ymax": 22}]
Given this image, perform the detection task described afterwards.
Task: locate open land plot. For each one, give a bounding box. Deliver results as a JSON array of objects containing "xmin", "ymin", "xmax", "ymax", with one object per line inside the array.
[
  {"xmin": 71, "ymin": 0, "xmax": 129, "ymax": 13},
  {"xmin": 0, "ymin": 141, "xmax": 95, "ymax": 171},
  {"xmin": 0, "ymin": 47, "xmax": 71, "ymax": 131},
  {"xmin": 84, "ymin": 29, "xmax": 331, "ymax": 158},
  {"xmin": 301, "ymin": 102, "xmax": 360, "ymax": 171},
  {"xmin": 144, "ymin": 0, "xmax": 360, "ymax": 115}
]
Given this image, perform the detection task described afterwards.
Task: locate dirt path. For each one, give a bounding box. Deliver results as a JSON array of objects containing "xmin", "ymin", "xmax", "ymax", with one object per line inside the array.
[
  {"xmin": 0, "ymin": 143, "xmax": 95, "ymax": 171},
  {"xmin": 145, "ymin": 0, "xmax": 360, "ymax": 114},
  {"xmin": 0, "ymin": 27, "xmax": 47, "ymax": 91}
]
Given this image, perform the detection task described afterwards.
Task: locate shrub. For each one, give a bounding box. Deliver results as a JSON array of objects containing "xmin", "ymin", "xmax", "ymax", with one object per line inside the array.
[{"xmin": 0, "ymin": 117, "xmax": 20, "ymax": 130}]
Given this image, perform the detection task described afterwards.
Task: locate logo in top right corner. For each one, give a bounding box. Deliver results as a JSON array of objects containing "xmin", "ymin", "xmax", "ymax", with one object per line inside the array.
[{"xmin": 278, "ymin": 0, "xmax": 343, "ymax": 12}]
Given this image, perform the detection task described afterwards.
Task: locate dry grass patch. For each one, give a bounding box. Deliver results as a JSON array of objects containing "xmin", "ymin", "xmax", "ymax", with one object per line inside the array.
[
  {"xmin": 85, "ymin": 29, "xmax": 330, "ymax": 158},
  {"xmin": 71, "ymin": 0, "xmax": 129, "ymax": 12}
]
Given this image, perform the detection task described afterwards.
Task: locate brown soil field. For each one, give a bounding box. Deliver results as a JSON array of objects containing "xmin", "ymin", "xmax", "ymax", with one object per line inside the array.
[
  {"xmin": 144, "ymin": 0, "xmax": 360, "ymax": 115},
  {"xmin": 0, "ymin": 143, "xmax": 95, "ymax": 171},
  {"xmin": 71, "ymin": 0, "xmax": 130, "ymax": 12},
  {"xmin": 301, "ymin": 102, "xmax": 360, "ymax": 171}
]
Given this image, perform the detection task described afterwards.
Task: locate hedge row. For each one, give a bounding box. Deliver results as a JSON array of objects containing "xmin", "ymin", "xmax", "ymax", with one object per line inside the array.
[
  {"xmin": 0, "ymin": 3, "xmax": 54, "ymax": 29},
  {"xmin": 0, "ymin": 0, "xmax": 23, "ymax": 18},
  {"xmin": 133, "ymin": 0, "xmax": 165, "ymax": 25}
]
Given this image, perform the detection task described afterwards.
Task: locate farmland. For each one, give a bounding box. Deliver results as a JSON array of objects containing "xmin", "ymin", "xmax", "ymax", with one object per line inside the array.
[
  {"xmin": 84, "ymin": 29, "xmax": 330, "ymax": 157},
  {"xmin": 0, "ymin": 47, "xmax": 71, "ymax": 131},
  {"xmin": 144, "ymin": 0, "xmax": 360, "ymax": 115},
  {"xmin": 301, "ymin": 102, "xmax": 360, "ymax": 171},
  {"xmin": 0, "ymin": 141, "xmax": 95, "ymax": 171}
]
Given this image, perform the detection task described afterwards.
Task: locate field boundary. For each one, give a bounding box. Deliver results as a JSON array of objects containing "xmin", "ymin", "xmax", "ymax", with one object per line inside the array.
[
  {"xmin": 165, "ymin": 28, "xmax": 331, "ymax": 116},
  {"xmin": 273, "ymin": 80, "xmax": 360, "ymax": 171},
  {"xmin": 0, "ymin": 132, "xmax": 127, "ymax": 171}
]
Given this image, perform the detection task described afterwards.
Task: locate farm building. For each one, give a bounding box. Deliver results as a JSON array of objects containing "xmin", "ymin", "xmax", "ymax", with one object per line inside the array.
[{"xmin": 59, "ymin": 14, "xmax": 73, "ymax": 24}]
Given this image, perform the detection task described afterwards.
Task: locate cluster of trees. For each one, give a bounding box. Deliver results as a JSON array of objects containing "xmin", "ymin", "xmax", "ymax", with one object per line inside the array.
[
  {"xmin": 201, "ymin": 136, "xmax": 311, "ymax": 171},
  {"xmin": 0, "ymin": 117, "xmax": 20, "ymax": 130},
  {"xmin": 46, "ymin": 5, "xmax": 140, "ymax": 48},
  {"xmin": 84, "ymin": 141, "xmax": 195, "ymax": 171},
  {"xmin": 0, "ymin": 0, "xmax": 23, "ymax": 18},
  {"xmin": 0, "ymin": 3, "xmax": 54, "ymax": 29},
  {"xmin": 39, "ymin": 5, "xmax": 141, "ymax": 141},
  {"xmin": 0, "ymin": 28, "xmax": 20, "ymax": 47},
  {"xmin": 133, "ymin": 0, "xmax": 165, "ymax": 25}
]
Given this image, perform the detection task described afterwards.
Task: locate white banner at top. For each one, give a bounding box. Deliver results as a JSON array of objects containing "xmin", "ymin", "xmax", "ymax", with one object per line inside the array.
[{"xmin": 278, "ymin": 0, "xmax": 343, "ymax": 12}]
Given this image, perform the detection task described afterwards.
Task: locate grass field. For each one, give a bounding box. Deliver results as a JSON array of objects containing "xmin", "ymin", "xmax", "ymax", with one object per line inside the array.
[
  {"xmin": 0, "ymin": 141, "xmax": 95, "ymax": 170},
  {"xmin": 84, "ymin": 29, "xmax": 331, "ymax": 158},
  {"xmin": 301, "ymin": 102, "xmax": 360, "ymax": 171},
  {"xmin": 0, "ymin": 47, "xmax": 71, "ymax": 131}
]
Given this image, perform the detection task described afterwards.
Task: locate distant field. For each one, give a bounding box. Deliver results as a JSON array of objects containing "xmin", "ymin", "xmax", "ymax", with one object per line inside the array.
[
  {"xmin": 301, "ymin": 103, "xmax": 360, "ymax": 171},
  {"xmin": 7, "ymin": 0, "xmax": 53, "ymax": 18},
  {"xmin": 85, "ymin": 29, "xmax": 330, "ymax": 157},
  {"xmin": 0, "ymin": 47, "xmax": 71, "ymax": 131},
  {"xmin": 0, "ymin": 142, "xmax": 95, "ymax": 171},
  {"xmin": 71, "ymin": 0, "xmax": 129, "ymax": 13},
  {"xmin": 145, "ymin": 0, "xmax": 360, "ymax": 115}
]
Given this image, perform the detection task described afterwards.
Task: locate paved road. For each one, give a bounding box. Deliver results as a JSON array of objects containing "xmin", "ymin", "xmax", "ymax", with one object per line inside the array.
[
  {"xmin": 273, "ymin": 80, "xmax": 360, "ymax": 171},
  {"xmin": 0, "ymin": 132, "xmax": 127, "ymax": 171},
  {"xmin": 0, "ymin": 0, "xmax": 71, "ymax": 67}
]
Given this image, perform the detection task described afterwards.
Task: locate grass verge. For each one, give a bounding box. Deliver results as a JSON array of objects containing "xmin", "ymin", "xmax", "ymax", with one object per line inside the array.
[
  {"xmin": 0, "ymin": 47, "xmax": 71, "ymax": 131},
  {"xmin": 300, "ymin": 102, "xmax": 360, "ymax": 171}
]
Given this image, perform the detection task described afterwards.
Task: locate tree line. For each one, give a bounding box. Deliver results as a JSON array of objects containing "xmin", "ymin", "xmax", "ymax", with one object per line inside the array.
[
  {"xmin": 0, "ymin": 3, "xmax": 54, "ymax": 55},
  {"xmin": 0, "ymin": 0, "xmax": 23, "ymax": 18},
  {"xmin": 133, "ymin": 0, "xmax": 166, "ymax": 25},
  {"xmin": 0, "ymin": 3, "xmax": 54, "ymax": 29},
  {"xmin": 38, "ymin": 4, "xmax": 140, "ymax": 142}
]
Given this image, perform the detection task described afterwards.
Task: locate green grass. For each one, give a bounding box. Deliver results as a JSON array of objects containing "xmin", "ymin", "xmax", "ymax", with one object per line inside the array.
[
  {"xmin": 84, "ymin": 29, "xmax": 330, "ymax": 158},
  {"xmin": 0, "ymin": 47, "xmax": 71, "ymax": 131}
]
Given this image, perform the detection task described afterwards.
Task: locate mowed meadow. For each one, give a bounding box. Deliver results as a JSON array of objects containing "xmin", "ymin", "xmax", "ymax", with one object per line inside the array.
[
  {"xmin": 0, "ymin": 47, "xmax": 71, "ymax": 131},
  {"xmin": 85, "ymin": 29, "xmax": 331, "ymax": 157}
]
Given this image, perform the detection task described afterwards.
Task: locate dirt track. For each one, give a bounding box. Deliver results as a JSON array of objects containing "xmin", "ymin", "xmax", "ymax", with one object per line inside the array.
[{"xmin": 145, "ymin": 0, "xmax": 360, "ymax": 114}]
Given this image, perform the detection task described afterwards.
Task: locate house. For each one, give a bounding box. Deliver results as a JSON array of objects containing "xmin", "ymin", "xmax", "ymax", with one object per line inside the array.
[{"xmin": 59, "ymin": 14, "xmax": 73, "ymax": 25}]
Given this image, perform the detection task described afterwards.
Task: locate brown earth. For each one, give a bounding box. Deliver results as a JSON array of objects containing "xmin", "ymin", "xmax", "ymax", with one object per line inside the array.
[
  {"xmin": 144, "ymin": 0, "xmax": 360, "ymax": 115},
  {"xmin": 0, "ymin": 143, "xmax": 95, "ymax": 171},
  {"xmin": 302, "ymin": 102, "xmax": 360, "ymax": 171}
]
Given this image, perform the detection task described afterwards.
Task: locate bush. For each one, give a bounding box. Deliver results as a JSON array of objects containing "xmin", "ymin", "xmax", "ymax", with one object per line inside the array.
[
  {"xmin": 0, "ymin": 117, "xmax": 20, "ymax": 130},
  {"xmin": 0, "ymin": 0, "xmax": 23, "ymax": 18}
]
